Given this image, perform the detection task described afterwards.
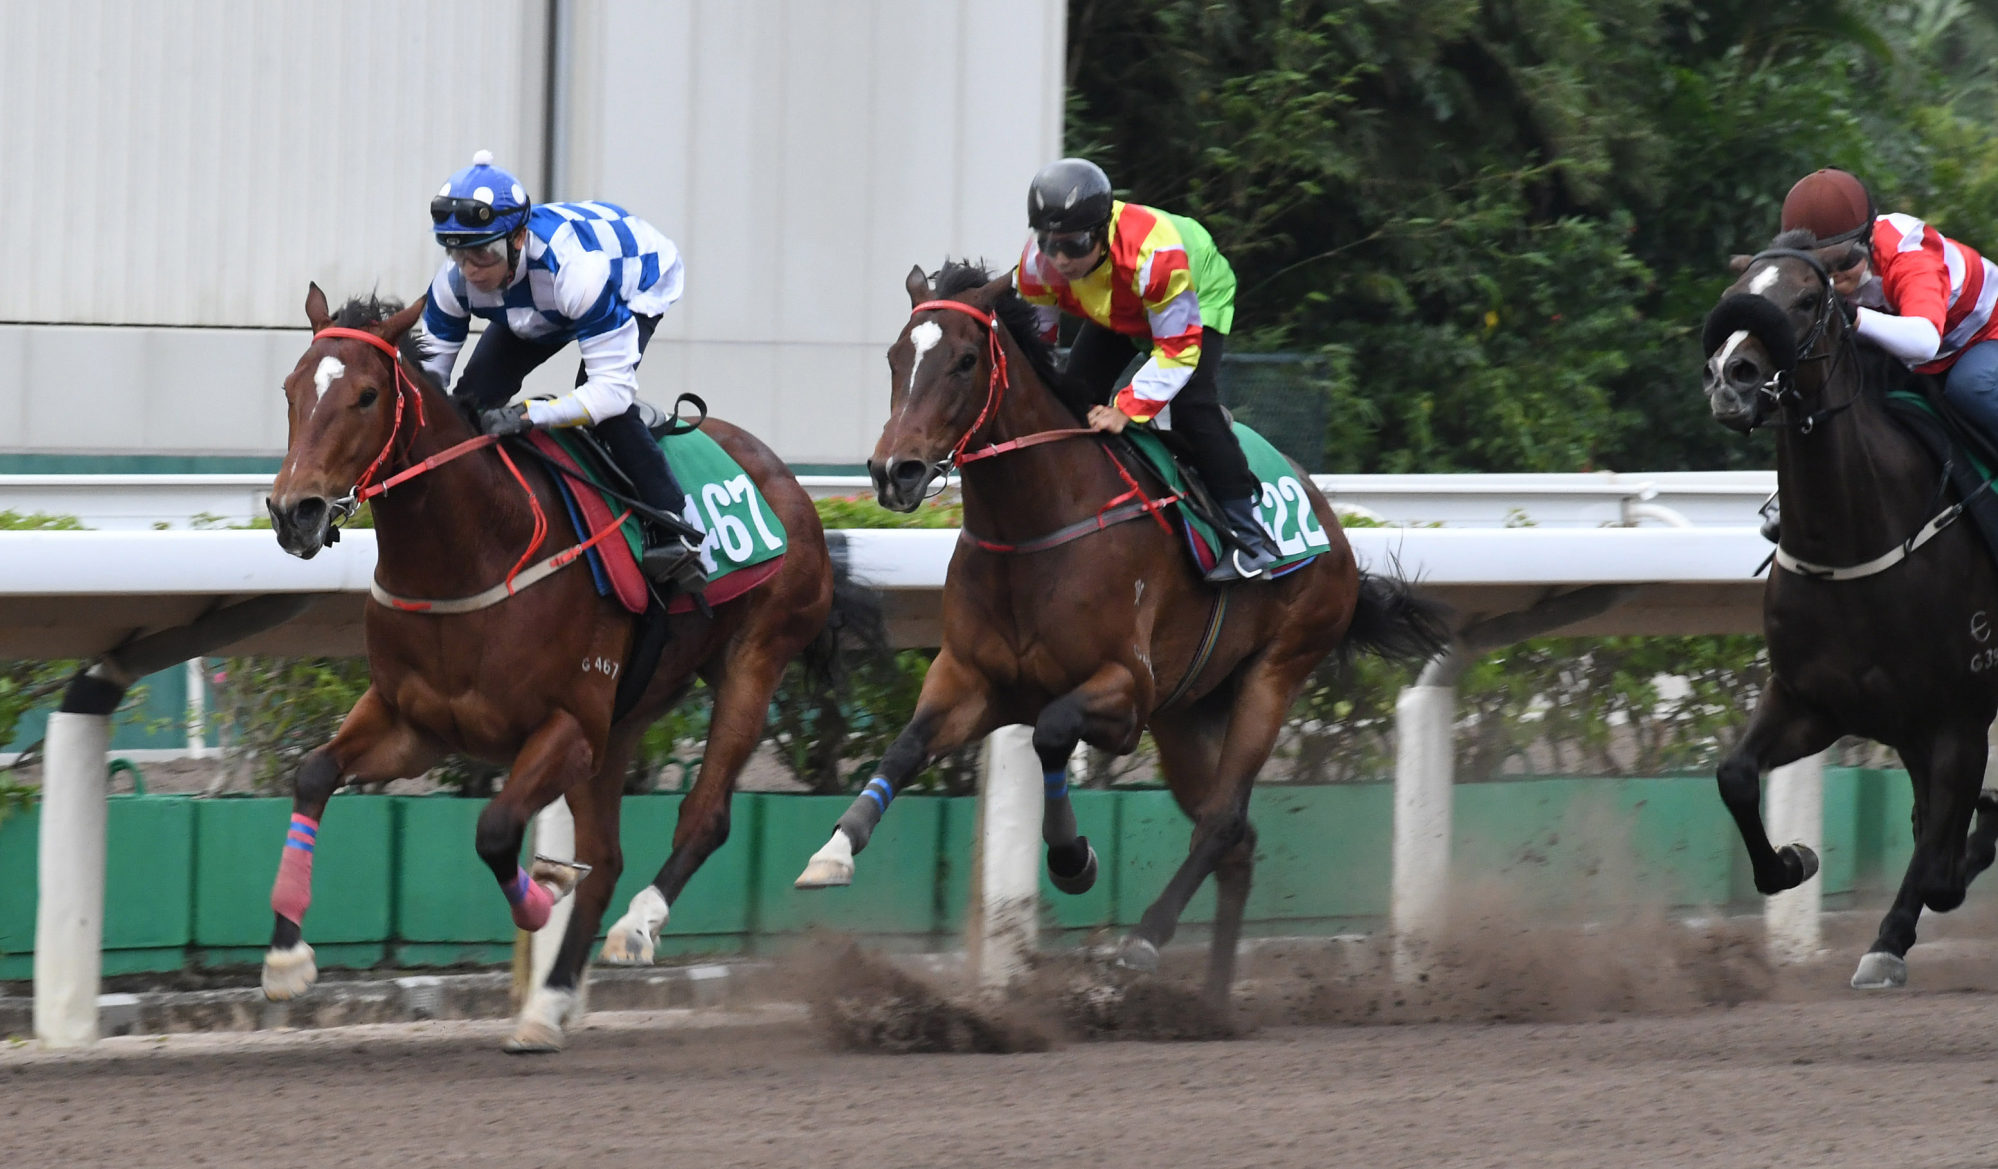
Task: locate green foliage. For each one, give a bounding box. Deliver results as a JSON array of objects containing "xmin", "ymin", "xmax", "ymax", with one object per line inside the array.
[
  {"xmin": 1067, "ymin": 0, "xmax": 1998, "ymax": 473},
  {"xmin": 0, "ymin": 510, "xmax": 86, "ymax": 531},
  {"xmin": 211, "ymin": 658, "xmax": 372, "ymax": 789},
  {"xmin": 812, "ymin": 494, "xmax": 963, "ymax": 529}
]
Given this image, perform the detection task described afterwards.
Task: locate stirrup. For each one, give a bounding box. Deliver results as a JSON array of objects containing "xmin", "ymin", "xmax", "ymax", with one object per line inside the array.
[
  {"xmin": 1202, "ymin": 545, "xmax": 1275, "ymax": 584},
  {"xmin": 641, "ymin": 540, "xmax": 708, "ymax": 595}
]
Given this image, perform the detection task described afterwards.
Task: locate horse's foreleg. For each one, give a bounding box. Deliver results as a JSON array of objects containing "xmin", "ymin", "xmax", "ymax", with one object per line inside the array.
[
  {"xmin": 1033, "ymin": 663, "xmax": 1144, "ymax": 896},
  {"xmin": 264, "ymin": 688, "xmax": 440, "ymax": 1001},
  {"xmin": 1854, "ymin": 727, "xmax": 1988, "ymax": 990},
  {"xmin": 509, "ymin": 740, "xmax": 628, "ymax": 1054},
  {"xmin": 1715, "ymin": 676, "xmax": 1839, "ymax": 896},
  {"xmin": 1118, "ymin": 663, "xmax": 1290, "ymax": 998},
  {"xmin": 795, "ymin": 650, "xmax": 996, "ymax": 888},
  {"xmin": 476, "ymin": 710, "xmax": 598, "ymax": 934},
  {"xmin": 603, "ymin": 648, "xmax": 790, "ymax": 965}
]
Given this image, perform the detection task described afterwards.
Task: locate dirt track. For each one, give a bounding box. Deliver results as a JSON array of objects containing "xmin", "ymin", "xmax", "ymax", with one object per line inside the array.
[{"xmin": 14, "ymin": 952, "xmax": 1998, "ymax": 1169}]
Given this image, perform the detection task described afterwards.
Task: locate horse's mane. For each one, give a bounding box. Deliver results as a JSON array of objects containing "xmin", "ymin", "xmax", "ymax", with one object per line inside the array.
[
  {"xmin": 1767, "ymin": 227, "xmax": 1819, "ymax": 252},
  {"xmin": 331, "ymin": 293, "xmax": 443, "ymax": 392},
  {"xmin": 931, "ymin": 260, "xmax": 1093, "ymax": 422}
]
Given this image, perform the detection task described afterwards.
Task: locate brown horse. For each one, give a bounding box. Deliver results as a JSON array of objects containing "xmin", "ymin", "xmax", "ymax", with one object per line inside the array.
[
  {"xmin": 263, "ymin": 285, "xmax": 856, "ymax": 1051},
  {"xmin": 794, "ymin": 262, "xmax": 1447, "ymax": 1004}
]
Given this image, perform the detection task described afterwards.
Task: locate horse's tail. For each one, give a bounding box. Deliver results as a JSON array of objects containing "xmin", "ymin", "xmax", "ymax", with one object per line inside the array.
[
  {"xmin": 1342, "ymin": 561, "xmax": 1452, "ymax": 664},
  {"xmin": 801, "ymin": 538, "xmax": 892, "ymax": 693}
]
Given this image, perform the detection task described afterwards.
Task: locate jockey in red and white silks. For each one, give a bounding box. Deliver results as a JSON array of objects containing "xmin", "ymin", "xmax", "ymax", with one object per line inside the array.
[{"xmin": 1782, "ymin": 168, "xmax": 1998, "ymax": 443}]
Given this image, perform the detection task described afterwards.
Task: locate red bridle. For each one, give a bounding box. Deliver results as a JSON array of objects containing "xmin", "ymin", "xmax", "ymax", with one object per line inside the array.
[
  {"xmin": 901, "ymin": 299, "xmax": 1174, "ymax": 543},
  {"xmin": 306, "ymin": 326, "xmax": 548, "ymax": 587}
]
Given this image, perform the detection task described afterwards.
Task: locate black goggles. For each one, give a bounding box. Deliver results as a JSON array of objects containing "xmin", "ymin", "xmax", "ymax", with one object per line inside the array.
[
  {"xmin": 430, "ymin": 196, "xmax": 513, "ymax": 227},
  {"xmin": 1037, "ymin": 229, "xmax": 1099, "ymax": 259}
]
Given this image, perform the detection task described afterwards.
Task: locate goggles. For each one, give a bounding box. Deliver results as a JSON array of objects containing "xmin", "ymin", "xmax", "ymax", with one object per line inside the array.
[
  {"xmin": 430, "ymin": 195, "xmax": 517, "ymax": 228},
  {"xmin": 446, "ymin": 237, "xmax": 510, "ymax": 269},
  {"xmin": 1037, "ymin": 229, "xmax": 1100, "ymax": 260}
]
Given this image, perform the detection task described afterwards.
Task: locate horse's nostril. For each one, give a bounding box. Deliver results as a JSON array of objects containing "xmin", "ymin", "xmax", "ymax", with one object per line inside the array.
[
  {"xmin": 1727, "ymin": 358, "xmax": 1758, "ymax": 384},
  {"xmin": 890, "ymin": 460, "xmax": 929, "ymax": 489}
]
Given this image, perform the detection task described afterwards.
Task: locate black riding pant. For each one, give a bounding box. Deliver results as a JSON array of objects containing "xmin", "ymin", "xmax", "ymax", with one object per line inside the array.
[
  {"xmin": 455, "ymin": 314, "xmax": 684, "ymax": 516},
  {"xmin": 1066, "ymin": 321, "xmax": 1255, "ymax": 500}
]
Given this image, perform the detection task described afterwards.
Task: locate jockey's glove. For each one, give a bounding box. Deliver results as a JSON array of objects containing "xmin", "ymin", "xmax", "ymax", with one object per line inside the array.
[{"xmin": 479, "ymin": 403, "xmax": 534, "ymax": 438}]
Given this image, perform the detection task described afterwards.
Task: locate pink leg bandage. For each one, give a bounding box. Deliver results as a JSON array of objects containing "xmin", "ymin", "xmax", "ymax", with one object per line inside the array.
[
  {"xmin": 271, "ymin": 813, "xmax": 320, "ymax": 925},
  {"xmin": 505, "ymin": 865, "xmax": 556, "ymax": 931}
]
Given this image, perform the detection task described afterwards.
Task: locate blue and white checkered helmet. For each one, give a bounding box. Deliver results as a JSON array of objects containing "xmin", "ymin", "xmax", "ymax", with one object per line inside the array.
[{"xmin": 430, "ymin": 150, "xmax": 531, "ymax": 248}]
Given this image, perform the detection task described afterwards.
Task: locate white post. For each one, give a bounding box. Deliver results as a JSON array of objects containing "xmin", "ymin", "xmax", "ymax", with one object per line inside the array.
[
  {"xmin": 967, "ymin": 725, "xmax": 1040, "ymax": 988},
  {"xmin": 529, "ymin": 796, "xmax": 583, "ymax": 1013},
  {"xmin": 1392, "ymin": 684, "xmax": 1456, "ymax": 982},
  {"xmin": 184, "ymin": 658, "xmax": 210, "ymax": 760},
  {"xmin": 35, "ymin": 712, "xmax": 111, "ymax": 1047},
  {"xmin": 1764, "ymin": 751, "xmax": 1826, "ymax": 963}
]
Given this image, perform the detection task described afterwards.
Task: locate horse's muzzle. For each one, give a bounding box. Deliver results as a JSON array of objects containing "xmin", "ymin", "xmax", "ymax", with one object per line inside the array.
[
  {"xmin": 870, "ymin": 457, "xmax": 933, "ymax": 513},
  {"xmin": 268, "ymin": 494, "xmax": 332, "ymax": 559},
  {"xmin": 1703, "ymin": 357, "xmax": 1764, "ymax": 434}
]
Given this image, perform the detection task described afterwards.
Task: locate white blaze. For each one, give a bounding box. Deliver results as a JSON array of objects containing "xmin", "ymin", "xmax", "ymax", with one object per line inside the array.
[
  {"xmin": 907, "ymin": 321, "xmax": 943, "ymax": 397},
  {"xmin": 1748, "ymin": 266, "xmax": 1782, "ymax": 296},
  {"xmin": 310, "ymin": 356, "xmax": 345, "ymax": 417}
]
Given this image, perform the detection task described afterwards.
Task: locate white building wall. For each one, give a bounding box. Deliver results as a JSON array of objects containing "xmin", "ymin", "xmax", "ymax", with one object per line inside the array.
[{"xmin": 0, "ymin": 0, "xmax": 1065, "ymax": 468}]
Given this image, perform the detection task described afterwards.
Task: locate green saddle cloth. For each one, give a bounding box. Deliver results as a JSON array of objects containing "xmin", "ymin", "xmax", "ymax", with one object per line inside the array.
[
  {"xmin": 1123, "ymin": 421, "xmax": 1332, "ymax": 571},
  {"xmin": 546, "ymin": 425, "xmax": 788, "ymax": 579}
]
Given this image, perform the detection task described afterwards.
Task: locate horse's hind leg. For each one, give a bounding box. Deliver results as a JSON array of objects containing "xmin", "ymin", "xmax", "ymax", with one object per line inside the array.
[
  {"xmin": 601, "ymin": 647, "xmax": 791, "ymax": 965},
  {"xmin": 1715, "ymin": 676, "xmax": 1839, "ymax": 895},
  {"xmin": 263, "ymin": 688, "xmax": 440, "ymax": 1001},
  {"xmin": 1032, "ymin": 664, "xmax": 1144, "ymax": 896},
  {"xmin": 1855, "ymin": 727, "xmax": 1988, "ymax": 990}
]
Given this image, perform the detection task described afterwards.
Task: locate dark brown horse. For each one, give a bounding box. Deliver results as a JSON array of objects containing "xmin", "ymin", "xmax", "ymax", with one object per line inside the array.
[
  {"xmin": 793, "ymin": 262, "xmax": 1447, "ymax": 1004},
  {"xmin": 263, "ymin": 285, "xmax": 855, "ymax": 1051},
  {"xmin": 1703, "ymin": 231, "xmax": 1998, "ymax": 988}
]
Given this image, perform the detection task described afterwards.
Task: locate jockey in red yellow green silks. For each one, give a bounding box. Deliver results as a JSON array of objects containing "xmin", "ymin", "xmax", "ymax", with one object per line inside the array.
[{"xmin": 1014, "ymin": 158, "xmax": 1280, "ymax": 583}]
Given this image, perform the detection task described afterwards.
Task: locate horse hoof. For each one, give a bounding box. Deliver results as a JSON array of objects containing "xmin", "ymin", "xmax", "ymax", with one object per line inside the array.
[
  {"xmin": 1114, "ymin": 937, "xmax": 1160, "ymax": 974},
  {"xmin": 597, "ymin": 922, "xmax": 656, "ymax": 966},
  {"xmin": 261, "ymin": 941, "xmax": 318, "ymax": 1001},
  {"xmin": 1780, "ymin": 842, "xmax": 1820, "ymax": 884},
  {"xmin": 1048, "ymin": 839, "xmax": 1099, "ymax": 896},
  {"xmin": 1851, "ymin": 951, "xmax": 1908, "ymax": 990},
  {"xmin": 504, "ymin": 987, "xmax": 574, "ymax": 1054},
  {"xmin": 529, "ymin": 855, "xmax": 590, "ymax": 902},
  {"xmin": 794, "ymin": 857, "xmax": 854, "ymax": 888}
]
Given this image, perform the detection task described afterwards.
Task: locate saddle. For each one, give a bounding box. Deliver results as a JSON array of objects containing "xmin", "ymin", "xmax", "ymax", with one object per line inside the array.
[
  {"xmin": 1881, "ymin": 385, "xmax": 1998, "ymax": 566},
  {"xmin": 1120, "ymin": 419, "xmax": 1330, "ymax": 580}
]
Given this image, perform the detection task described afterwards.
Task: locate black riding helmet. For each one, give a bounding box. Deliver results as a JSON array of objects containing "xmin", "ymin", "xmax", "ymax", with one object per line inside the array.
[{"xmin": 1028, "ymin": 158, "xmax": 1114, "ymax": 233}]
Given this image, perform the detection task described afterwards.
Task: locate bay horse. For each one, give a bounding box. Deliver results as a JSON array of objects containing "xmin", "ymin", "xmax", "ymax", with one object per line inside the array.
[
  {"xmin": 1703, "ymin": 230, "xmax": 1998, "ymax": 988},
  {"xmin": 793, "ymin": 262, "xmax": 1448, "ymax": 1005},
  {"xmin": 263, "ymin": 285, "xmax": 856, "ymax": 1051}
]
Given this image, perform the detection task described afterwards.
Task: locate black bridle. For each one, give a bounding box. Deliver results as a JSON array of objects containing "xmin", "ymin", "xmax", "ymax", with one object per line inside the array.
[{"xmin": 1741, "ymin": 247, "xmax": 1862, "ymax": 436}]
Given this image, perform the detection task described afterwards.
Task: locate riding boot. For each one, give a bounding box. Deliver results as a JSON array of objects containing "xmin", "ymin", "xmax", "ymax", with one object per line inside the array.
[
  {"xmin": 595, "ymin": 407, "xmax": 708, "ymax": 595},
  {"xmin": 1758, "ymin": 492, "xmax": 1781, "ymax": 545},
  {"xmin": 1203, "ymin": 497, "xmax": 1281, "ymax": 584}
]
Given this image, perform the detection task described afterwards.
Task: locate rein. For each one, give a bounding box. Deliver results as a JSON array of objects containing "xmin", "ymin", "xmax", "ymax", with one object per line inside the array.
[
  {"xmin": 1734, "ymin": 252, "xmax": 1974, "ymax": 581},
  {"xmin": 908, "ymin": 299, "xmax": 1177, "ymax": 553},
  {"xmin": 309, "ymin": 326, "xmax": 610, "ymax": 611}
]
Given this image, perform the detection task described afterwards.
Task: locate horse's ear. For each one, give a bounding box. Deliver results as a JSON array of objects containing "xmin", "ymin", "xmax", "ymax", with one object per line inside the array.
[
  {"xmin": 305, "ymin": 282, "xmax": 332, "ymax": 331},
  {"xmin": 380, "ymin": 296, "xmax": 427, "ymax": 344},
  {"xmin": 1727, "ymin": 254, "xmax": 1753, "ymax": 274},
  {"xmin": 905, "ymin": 265, "xmax": 932, "ymax": 307}
]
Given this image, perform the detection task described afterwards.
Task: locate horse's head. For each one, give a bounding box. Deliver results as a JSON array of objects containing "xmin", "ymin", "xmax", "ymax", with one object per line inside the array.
[
  {"xmin": 1702, "ymin": 229, "xmax": 1859, "ymax": 433},
  {"xmin": 267, "ymin": 283, "xmax": 427, "ymax": 557},
  {"xmin": 869, "ymin": 264, "xmax": 1014, "ymax": 511}
]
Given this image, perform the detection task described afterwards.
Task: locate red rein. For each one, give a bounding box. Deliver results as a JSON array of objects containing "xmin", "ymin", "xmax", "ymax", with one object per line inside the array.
[
  {"xmin": 310, "ymin": 326, "xmax": 548, "ymax": 589},
  {"xmin": 905, "ymin": 300, "xmax": 1175, "ymax": 545}
]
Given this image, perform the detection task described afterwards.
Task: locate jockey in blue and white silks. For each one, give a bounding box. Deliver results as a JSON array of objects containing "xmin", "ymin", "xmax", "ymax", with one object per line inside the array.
[{"xmin": 418, "ymin": 150, "xmax": 703, "ymax": 590}]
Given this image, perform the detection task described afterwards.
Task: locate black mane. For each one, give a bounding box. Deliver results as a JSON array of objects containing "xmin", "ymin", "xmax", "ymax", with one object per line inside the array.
[
  {"xmin": 931, "ymin": 260, "xmax": 1092, "ymax": 421},
  {"xmin": 331, "ymin": 293, "xmax": 439, "ymax": 388},
  {"xmin": 1768, "ymin": 227, "xmax": 1819, "ymax": 252}
]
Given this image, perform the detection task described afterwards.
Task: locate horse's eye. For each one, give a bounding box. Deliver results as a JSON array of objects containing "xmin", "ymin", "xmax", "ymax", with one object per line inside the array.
[
  {"xmin": 1798, "ymin": 293, "xmax": 1821, "ymax": 312},
  {"xmin": 357, "ymin": 388, "xmax": 379, "ymax": 408},
  {"xmin": 955, "ymin": 353, "xmax": 977, "ymax": 374}
]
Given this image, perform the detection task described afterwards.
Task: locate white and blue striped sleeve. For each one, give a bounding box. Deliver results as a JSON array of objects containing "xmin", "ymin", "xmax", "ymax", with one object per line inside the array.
[
  {"xmin": 524, "ymin": 250, "xmax": 641, "ymax": 427},
  {"xmin": 417, "ymin": 263, "xmax": 470, "ymax": 388}
]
